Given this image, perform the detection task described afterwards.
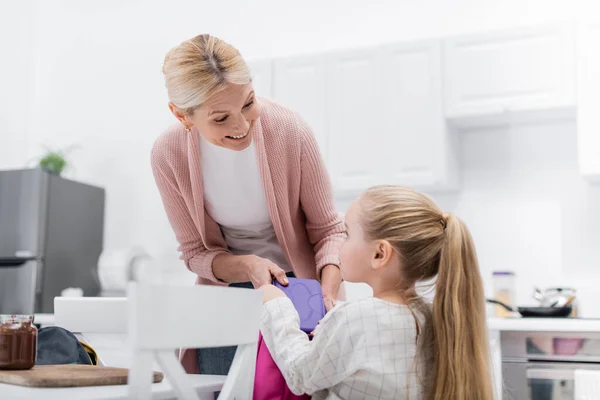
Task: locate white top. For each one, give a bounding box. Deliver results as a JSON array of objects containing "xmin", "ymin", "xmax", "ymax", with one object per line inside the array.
[
  {"xmin": 199, "ymin": 135, "xmax": 291, "ymax": 272},
  {"xmin": 260, "ymin": 297, "xmax": 425, "ymax": 400}
]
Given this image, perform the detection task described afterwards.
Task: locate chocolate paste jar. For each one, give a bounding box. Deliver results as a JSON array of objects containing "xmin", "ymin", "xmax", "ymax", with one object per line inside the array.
[{"xmin": 0, "ymin": 315, "xmax": 38, "ymax": 370}]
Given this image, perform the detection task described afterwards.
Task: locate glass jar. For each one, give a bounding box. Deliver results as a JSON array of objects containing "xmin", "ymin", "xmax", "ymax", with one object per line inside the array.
[
  {"xmin": 0, "ymin": 315, "xmax": 38, "ymax": 370},
  {"xmin": 492, "ymin": 271, "xmax": 516, "ymax": 318}
]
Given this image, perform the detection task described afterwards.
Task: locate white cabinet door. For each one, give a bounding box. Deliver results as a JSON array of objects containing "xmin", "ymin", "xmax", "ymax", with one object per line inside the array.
[
  {"xmin": 272, "ymin": 56, "xmax": 328, "ymax": 162},
  {"xmin": 577, "ymin": 22, "xmax": 600, "ymax": 183},
  {"xmin": 247, "ymin": 60, "xmax": 273, "ymax": 99},
  {"xmin": 326, "ymin": 49, "xmax": 387, "ymax": 195},
  {"xmin": 271, "ymin": 44, "xmax": 457, "ymax": 195},
  {"xmin": 443, "ymin": 24, "xmax": 575, "ymax": 120},
  {"xmin": 382, "ymin": 40, "xmax": 457, "ymax": 190}
]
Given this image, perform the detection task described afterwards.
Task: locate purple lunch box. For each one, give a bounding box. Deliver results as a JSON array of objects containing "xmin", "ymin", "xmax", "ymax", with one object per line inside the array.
[{"xmin": 273, "ymin": 278, "xmax": 326, "ymax": 334}]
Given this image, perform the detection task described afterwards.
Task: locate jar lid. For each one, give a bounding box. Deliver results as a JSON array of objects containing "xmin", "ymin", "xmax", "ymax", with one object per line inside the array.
[
  {"xmin": 0, "ymin": 315, "xmax": 34, "ymax": 324},
  {"xmin": 492, "ymin": 271, "xmax": 515, "ymax": 275}
]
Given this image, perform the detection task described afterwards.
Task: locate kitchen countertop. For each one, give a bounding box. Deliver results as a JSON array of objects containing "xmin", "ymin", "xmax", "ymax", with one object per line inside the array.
[
  {"xmin": 38, "ymin": 312, "xmax": 600, "ymax": 333},
  {"xmin": 488, "ymin": 317, "xmax": 600, "ymax": 332}
]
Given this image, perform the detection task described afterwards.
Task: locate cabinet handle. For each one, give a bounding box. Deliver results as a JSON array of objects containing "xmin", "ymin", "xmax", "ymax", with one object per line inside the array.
[{"xmin": 526, "ymin": 368, "xmax": 574, "ymax": 380}]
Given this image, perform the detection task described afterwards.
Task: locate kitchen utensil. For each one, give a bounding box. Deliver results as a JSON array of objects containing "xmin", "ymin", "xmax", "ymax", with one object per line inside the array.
[
  {"xmin": 549, "ymin": 294, "xmax": 576, "ymax": 308},
  {"xmin": 518, "ymin": 306, "xmax": 573, "ymax": 318},
  {"xmin": 563, "ymin": 295, "xmax": 576, "ymax": 307},
  {"xmin": 486, "ymin": 298, "xmax": 573, "ymax": 318},
  {"xmin": 540, "ymin": 287, "xmax": 576, "ymax": 307},
  {"xmin": 532, "ymin": 287, "xmax": 544, "ymax": 303},
  {"xmin": 553, "ymin": 337, "xmax": 585, "ymax": 356}
]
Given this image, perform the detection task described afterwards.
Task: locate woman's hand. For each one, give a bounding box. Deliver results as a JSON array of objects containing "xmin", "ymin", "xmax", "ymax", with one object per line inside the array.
[
  {"xmin": 258, "ymin": 284, "xmax": 286, "ymax": 304},
  {"xmin": 213, "ymin": 254, "xmax": 288, "ymax": 287},
  {"xmin": 320, "ymin": 264, "xmax": 342, "ymax": 312},
  {"xmin": 243, "ymin": 255, "xmax": 289, "ymax": 288}
]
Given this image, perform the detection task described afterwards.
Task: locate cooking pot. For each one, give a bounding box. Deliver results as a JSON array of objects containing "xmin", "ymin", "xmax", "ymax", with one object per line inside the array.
[{"xmin": 538, "ymin": 287, "xmax": 577, "ymax": 308}]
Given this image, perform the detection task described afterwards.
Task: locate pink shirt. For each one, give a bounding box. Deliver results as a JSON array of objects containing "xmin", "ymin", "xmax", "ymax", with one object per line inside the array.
[{"xmin": 151, "ymin": 98, "xmax": 345, "ymax": 373}]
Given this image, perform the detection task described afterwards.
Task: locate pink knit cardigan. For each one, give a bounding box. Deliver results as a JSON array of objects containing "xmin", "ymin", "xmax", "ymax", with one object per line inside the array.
[{"xmin": 151, "ymin": 98, "xmax": 345, "ymax": 373}]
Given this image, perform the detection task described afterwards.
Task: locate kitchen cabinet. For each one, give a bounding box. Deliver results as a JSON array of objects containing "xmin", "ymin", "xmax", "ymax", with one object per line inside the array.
[
  {"xmin": 443, "ymin": 24, "xmax": 576, "ymax": 125},
  {"xmin": 266, "ymin": 22, "xmax": 600, "ymax": 190},
  {"xmin": 325, "ymin": 43, "xmax": 457, "ymax": 195},
  {"xmin": 576, "ymin": 22, "xmax": 600, "ymax": 183},
  {"xmin": 381, "ymin": 40, "xmax": 458, "ymax": 190},
  {"xmin": 272, "ymin": 55, "xmax": 328, "ymax": 164},
  {"xmin": 247, "ymin": 60, "xmax": 273, "ymax": 99},
  {"xmin": 326, "ymin": 48, "xmax": 388, "ymax": 194},
  {"xmin": 272, "ymin": 43, "xmax": 457, "ymax": 196}
]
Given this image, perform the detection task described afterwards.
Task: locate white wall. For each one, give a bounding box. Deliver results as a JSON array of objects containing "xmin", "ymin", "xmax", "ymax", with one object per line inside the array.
[
  {"xmin": 454, "ymin": 121, "xmax": 600, "ymax": 316},
  {"xmin": 0, "ymin": 1, "xmax": 36, "ymax": 170},
  {"xmin": 338, "ymin": 119, "xmax": 600, "ymax": 316},
  {"xmin": 3, "ymin": 0, "xmax": 600, "ymax": 301}
]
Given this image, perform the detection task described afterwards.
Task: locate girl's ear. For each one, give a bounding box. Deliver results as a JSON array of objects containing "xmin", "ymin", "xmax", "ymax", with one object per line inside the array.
[{"xmin": 371, "ymin": 240, "xmax": 395, "ymax": 271}]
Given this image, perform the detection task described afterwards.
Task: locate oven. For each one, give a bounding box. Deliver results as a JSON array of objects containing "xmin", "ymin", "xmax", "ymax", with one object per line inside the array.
[{"xmin": 501, "ymin": 330, "xmax": 600, "ymax": 400}]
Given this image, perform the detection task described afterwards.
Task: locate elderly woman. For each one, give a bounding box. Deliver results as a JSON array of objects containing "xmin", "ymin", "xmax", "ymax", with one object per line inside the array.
[{"xmin": 151, "ymin": 34, "xmax": 345, "ymax": 375}]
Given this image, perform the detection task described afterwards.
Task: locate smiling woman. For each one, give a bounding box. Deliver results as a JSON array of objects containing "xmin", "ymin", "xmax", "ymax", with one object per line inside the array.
[
  {"xmin": 171, "ymin": 83, "xmax": 259, "ymax": 151},
  {"xmin": 151, "ymin": 34, "xmax": 346, "ymax": 379},
  {"xmin": 169, "ymin": 68, "xmax": 260, "ymax": 151}
]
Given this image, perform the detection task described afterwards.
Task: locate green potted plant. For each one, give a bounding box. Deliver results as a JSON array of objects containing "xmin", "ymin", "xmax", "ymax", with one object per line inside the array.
[{"xmin": 38, "ymin": 146, "xmax": 77, "ymax": 176}]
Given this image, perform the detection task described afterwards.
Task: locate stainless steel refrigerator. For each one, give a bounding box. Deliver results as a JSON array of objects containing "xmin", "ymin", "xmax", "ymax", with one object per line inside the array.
[{"xmin": 0, "ymin": 168, "xmax": 105, "ymax": 314}]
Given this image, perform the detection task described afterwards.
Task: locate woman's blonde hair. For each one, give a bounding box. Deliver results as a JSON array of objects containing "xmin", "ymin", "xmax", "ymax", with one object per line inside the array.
[
  {"xmin": 162, "ymin": 34, "xmax": 251, "ymax": 115},
  {"xmin": 358, "ymin": 185, "xmax": 493, "ymax": 400}
]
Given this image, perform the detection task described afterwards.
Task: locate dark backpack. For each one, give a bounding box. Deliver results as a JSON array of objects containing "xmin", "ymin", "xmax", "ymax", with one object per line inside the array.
[{"xmin": 36, "ymin": 326, "xmax": 98, "ymax": 365}]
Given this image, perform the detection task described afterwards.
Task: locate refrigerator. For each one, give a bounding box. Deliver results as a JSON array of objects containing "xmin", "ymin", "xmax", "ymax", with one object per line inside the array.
[{"xmin": 0, "ymin": 168, "xmax": 105, "ymax": 314}]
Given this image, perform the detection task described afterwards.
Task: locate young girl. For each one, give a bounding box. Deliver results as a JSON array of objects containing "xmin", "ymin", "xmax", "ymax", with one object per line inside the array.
[{"xmin": 259, "ymin": 185, "xmax": 493, "ymax": 400}]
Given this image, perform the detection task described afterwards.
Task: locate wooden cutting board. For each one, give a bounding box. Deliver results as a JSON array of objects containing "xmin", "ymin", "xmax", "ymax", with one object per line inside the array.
[{"xmin": 0, "ymin": 364, "xmax": 164, "ymax": 388}]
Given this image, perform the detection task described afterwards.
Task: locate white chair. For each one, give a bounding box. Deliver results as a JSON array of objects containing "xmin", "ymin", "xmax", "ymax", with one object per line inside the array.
[
  {"xmin": 54, "ymin": 297, "xmax": 128, "ymax": 334},
  {"xmin": 54, "ymin": 297, "xmax": 129, "ymax": 367},
  {"xmin": 54, "ymin": 294, "xmax": 250, "ymax": 399},
  {"xmin": 575, "ymin": 370, "xmax": 600, "ymax": 400},
  {"xmin": 127, "ymin": 282, "xmax": 262, "ymax": 400}
]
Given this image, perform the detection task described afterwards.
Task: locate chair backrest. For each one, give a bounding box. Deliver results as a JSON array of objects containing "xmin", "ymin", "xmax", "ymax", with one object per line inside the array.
[
  {"xmin": 575, "ymin": 369, "xmax": 600, "ymax": 400},
  {"xmin": 54, "ymin": 297, "xmax": 129, "ymax": 368},
  {"xmin": 127, "ymin": 282, "xmax": 263, "ymax": 400},
  {"xmin": 54, "ymin": 297, "xmax": 128, "ymax": 334}
]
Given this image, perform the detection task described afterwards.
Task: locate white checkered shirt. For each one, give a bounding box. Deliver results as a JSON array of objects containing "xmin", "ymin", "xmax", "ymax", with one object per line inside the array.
[{"xmin": 260, "ymin": 297, "xmax": 424, "ymax": 400}]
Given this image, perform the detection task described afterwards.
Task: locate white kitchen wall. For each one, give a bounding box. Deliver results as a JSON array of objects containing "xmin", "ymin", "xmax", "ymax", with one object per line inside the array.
[
  {"xmin": 338, "ymin": 119, "xmax": 600, "ymax": 315},
  {"xmin": 452, "ymin": 121, "xmax": 600, "ymax": 316},
  {"xmin": 2, "ymin": 1, "xmax": 600, "ymax": 299},
  {"xmin": 0, "ymin": 1, "xmax": 36, "ymax": 170}
]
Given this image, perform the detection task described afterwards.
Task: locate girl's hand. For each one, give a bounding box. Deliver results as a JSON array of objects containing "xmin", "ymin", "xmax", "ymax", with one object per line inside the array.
[
  {"xmin": 320, "ymin": 264, "xmax": 342, "ymax": 312},
  {"xmin": 258, "ymin": 284, "xmax": 286, "ymax": 304},
  {"xmin": 310, "ymin": 320, "xmax": 322, "ymax": 338}
]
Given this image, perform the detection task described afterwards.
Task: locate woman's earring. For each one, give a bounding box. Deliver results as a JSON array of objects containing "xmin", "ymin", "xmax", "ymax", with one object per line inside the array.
[{"xmin": 184, "ymin": 126, "xmax": 191, "ymax": 133}]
